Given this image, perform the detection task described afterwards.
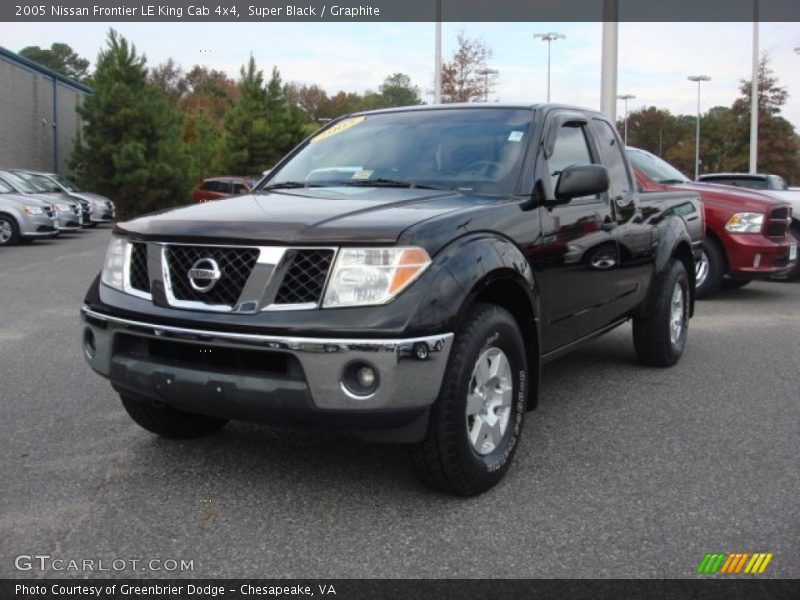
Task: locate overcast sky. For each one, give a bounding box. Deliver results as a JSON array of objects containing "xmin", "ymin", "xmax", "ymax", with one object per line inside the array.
[{"xmin": 2, "ymin": 21, "xmax": 799, "ymax": 127}]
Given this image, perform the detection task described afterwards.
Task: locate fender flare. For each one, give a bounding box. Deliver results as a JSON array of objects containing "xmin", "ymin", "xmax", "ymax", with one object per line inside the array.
[
  {"xmin": 643, "ymin": 216, "xmax": 696, "ymax": 317},
  {"xmin": 426, "ymin": 232, "xmax": 541, "ymax": 409}
]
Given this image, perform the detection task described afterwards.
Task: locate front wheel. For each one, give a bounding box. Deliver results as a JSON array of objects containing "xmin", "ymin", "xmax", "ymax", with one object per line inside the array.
[
  {"xmin": 0, "ymin": 215, "xmax": 20, "ymax": 246},
  {"xmin": 410, "ymin": 303, "xmax": 528, "ymax": 496},
  {"xmin": 120, "ymin": 395, "xmax": 228, "ymax": 439},
  {"xmin": 695, "ymin": 239, "xmax": 724, "ymax": 298},
  {"xmin": 633, "ymin": 260, "xmax": 690, "ymax": 367}
]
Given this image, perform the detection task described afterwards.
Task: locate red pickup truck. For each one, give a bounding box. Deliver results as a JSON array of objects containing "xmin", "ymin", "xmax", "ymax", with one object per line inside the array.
[{"xmin": 627, "ymin": 148, "xmax": 797, "ymax": 297}]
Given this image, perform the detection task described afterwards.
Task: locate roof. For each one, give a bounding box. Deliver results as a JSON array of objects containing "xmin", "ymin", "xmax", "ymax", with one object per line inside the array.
[
  {"xmin": 350, "ymin": 102, "xmax": 606, "ymax": 118},
  {"xmin": 0, "ymin": 46, "xmax": 91, "ymax": 94}
]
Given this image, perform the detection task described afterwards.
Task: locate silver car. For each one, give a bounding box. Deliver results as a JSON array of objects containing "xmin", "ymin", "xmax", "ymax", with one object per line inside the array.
[
  {"xmin": 0, "ymin": 170, "xmax": 83, "ymax": 232},
  {"xmin": 13, "ymin": 170, "xmax": 94, "ymax": 228},
  {"xmin": 26, "ymin": 170, "xmax": 116, "ymax": 224},
  {"xmin": 0, "ymin": 179, "xmax": 58, "ymax": 245}
]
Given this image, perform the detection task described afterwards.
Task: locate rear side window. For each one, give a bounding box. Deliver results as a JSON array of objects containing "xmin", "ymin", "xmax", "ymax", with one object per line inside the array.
[
  {"xmin": 591, "ymin": 119, "xmax": 632, "ymax": 201},
  {"xmin": 200, "ymin": 181, "xmax": 218, "ymax": 191},
  {"xmin": 217, "ymin": 181, "xmax": 234, "ymax": 194}
]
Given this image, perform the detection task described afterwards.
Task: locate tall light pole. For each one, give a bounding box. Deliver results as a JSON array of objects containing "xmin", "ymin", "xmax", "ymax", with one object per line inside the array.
[
  {"xmin": 688, "ymin": 75, "xmax": 711, "ymax": 181},
  {"xmin": 534, "ymin": 32, "xmax": 565, "ymax": 102},
  {"xmin": 749, "ymin": 11, "xmax": 759, "ymax": 174},
  {"xmin": 433, "ymin": 0, "xmax": 442, "ymax": 103},
  {"xmin": 477, "ymin": 68, "xmax": 498, "ymax": 102},
  {"xmin": 617, "ymin": 94, "xmax": 635, "ymax": 145}
]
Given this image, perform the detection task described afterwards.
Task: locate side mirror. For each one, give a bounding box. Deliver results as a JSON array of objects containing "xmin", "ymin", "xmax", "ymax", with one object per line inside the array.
[{"xmin": 553, "ymin": 165, "xmax": 610, "ymax": 203}]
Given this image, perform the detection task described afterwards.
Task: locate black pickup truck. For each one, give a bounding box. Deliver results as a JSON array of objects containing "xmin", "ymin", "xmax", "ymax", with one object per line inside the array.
[{"xmin": 82, "ymin": 104, "xmax": 703, "ymax": 496}]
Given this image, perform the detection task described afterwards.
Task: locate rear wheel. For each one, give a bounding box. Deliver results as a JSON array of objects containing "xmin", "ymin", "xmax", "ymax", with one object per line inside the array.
[
  {"xmin": 695, "ymin": 238, "xmax": 724, "ymax": 298},
  {"xmin": 0, "ymin": 215, "xmax": 20, "ymax": 246},
  {"xmin": 633, "ymin": 260, "xmax": 689, "ymax": 367},
  {"xmin": 120, "ymin": 395, "xmax": 228, "ymax": 439},
  {"xmin": 410, "ymin": 303, "xmax": 528, "ymax": 496}
]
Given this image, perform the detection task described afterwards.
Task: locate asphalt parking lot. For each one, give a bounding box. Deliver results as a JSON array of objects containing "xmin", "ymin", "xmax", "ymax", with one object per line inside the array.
[{"xmin": 1, "ymin": 226, "xmax": 798, "ymax": 579}]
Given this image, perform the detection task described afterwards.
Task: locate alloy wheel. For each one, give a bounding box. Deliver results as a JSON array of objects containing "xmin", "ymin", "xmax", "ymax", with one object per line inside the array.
[{"xmin": 465, "ymin": 347, "xmax": 513, "ymax": 455}]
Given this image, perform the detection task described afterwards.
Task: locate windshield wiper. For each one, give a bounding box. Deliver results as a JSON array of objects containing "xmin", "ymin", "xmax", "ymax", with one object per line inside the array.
[
  {"xmin": 658, "ymin": 178, "xmax": 690, "ymax": 184},
  {"xmin": 342, "ymin": 178, "xmax": 441, "ymax": 190},
  {"xmin": 261, "ymin": 181, "xmax": 318, "ymax": 190}
]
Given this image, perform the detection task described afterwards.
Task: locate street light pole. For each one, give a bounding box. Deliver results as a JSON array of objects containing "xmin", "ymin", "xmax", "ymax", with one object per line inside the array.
[
  {"xmin": 434, "ymin": 0, "xmax": 442, "ymax": 103},
  {"xmin": 749, "ymin": 12, "xmax": 759, "ymax": 174},
  {"xmin": 534, "ymin": 32, "xmax": 565, "ymax": 102},
  {"xmin": 688, "ymin": 75, "xmax": 711, "ymax": 181},
  {"xmin": 477, "ymin": 68, "xmax": 498, "ymax": 102},
  {"xmin": 617, "ymin": 94, "xmax": 635, "ymax": 145}
]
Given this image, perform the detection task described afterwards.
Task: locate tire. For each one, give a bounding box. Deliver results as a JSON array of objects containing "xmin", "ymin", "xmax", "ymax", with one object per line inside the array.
[
  {"xmin": 633, "ymin": 260, "xmax": 690, "ymax": 368},
  {"xmin": 409, "ymin": 303, "xmax": 528, "ymax": 496},
  {"xmin": 120, "ymin": 394, "xmax": 228, "ymax": 439},
  {"xmin": 694, "ymin": 238, "xmax": 724, "ymax": 298},
  {"xmin": 0, "ymin": 215, "xmax": 20, "ymax": 246},
  {"xmin": 777, "ymin": 224, "xmax": 800, "ymax": 281},
  {"xmin": 721, "ymin": 278, "xmax": 751, "ymax": 290}
]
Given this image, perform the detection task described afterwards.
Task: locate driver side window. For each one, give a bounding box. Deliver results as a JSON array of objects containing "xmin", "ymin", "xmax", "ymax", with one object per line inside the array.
[{"xmin": 548, "ymin": 123, "xmax": 595, "ymax": 192}]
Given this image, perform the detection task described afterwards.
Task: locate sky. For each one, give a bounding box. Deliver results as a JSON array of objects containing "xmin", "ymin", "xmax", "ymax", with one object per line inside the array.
[{"xmin": 1, "ymin": 21, "xmax": 798, "ymax": 127}]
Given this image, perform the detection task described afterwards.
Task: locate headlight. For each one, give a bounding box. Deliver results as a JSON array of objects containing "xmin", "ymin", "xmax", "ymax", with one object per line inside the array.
[
  {"xmin": 23, "ymin": 205, "xmax": 43, "ymax": 215},
  {"xmin": 93, "ymin": 200, "xmax": 105, "ymax": 208},
  {"xmin": 725, "ymin": 212, "xmax": 764, "ymax": 233},
  {"xmin": 322, "ymin": 247, "xmax": 431, "ymax": 308},
  {"xmin": 101, "ymin": 237, "xmax": 128, "ymax": 290},
  {"xmin": 54, "ymin": 202, "xmax": 70, "ymax": 211}
]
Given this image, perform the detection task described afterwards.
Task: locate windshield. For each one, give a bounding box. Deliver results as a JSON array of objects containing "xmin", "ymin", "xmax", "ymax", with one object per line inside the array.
[
  {"xmin": 19, "ymin": 173, "xmax": 61, "ymax": 193},
  {"xmin": 263, "ymin": 108, "xmax": 533, "ymax": 194},
  {"xmin": 0, "ymin": 171, "xmax": 39, "ymax": 193},
  {"xmin": 52, "ymin": 174, "xmax": 81, "ymax": 192},
  {"xmin": 627, "ymin": 148, "xmax": 690, "ymax": 184}
]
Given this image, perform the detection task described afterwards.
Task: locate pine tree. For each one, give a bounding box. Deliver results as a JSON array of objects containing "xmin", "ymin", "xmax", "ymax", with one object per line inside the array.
[{"xmin": 70, "ymin": 29, "xmax": 190, "ymax": 219}]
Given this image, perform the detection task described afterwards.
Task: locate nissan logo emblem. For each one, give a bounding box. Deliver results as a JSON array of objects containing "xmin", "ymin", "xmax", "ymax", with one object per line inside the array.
[{"xmin": 187, "ymin": 258, "xmax": 222, "ymax": 292}]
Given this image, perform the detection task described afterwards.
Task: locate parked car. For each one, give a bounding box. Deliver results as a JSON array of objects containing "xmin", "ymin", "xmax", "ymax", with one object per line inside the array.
[
  {"xmin": 628, "ymin": 148, "xmax": 797, "ymax": 293},
  {"xmin": 25, "ymin": 170, "xmax": 116, "ymax": 224},
  {"xmin": 0, "ymin": 178, "xmax": 58, "ymax": 245},
  {"xmin": 0, "ymin": 170, "xmax": 83, "ymax": 232},
  {"xmin": 12, "ymin": 170, "xmax": 94, "ymax": 227},
  {"xmin": 697, "ymin": 172, "xmax": 800, "ymax": 279},
  {"xmin": 192, "ymin": 176, "xmax": 254, "ymax": 203},
  {"xmin": 82, "ymin": 104, "xmax": 703, "ymax": 496}
]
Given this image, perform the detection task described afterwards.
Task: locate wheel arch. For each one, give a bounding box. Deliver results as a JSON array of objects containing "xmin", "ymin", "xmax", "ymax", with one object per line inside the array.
[{"xmin": 435, "ymin": 233, "xmax": 540, "ymax": 411}]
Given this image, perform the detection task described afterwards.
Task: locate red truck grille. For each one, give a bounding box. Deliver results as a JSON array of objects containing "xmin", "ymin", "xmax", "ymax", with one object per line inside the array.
[{"xmin": 764, "ymin": 206, "xmax": 790, "ymax": 238}]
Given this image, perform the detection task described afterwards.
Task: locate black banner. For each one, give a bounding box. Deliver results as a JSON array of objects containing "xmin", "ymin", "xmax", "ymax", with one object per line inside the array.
[
  {"xmin": 2, "ymin": 0, "xmax": 800, "ymax": 23},
  {"xmin": 2, "ymin": 580, "xmax": 800, "ymax": 600}
]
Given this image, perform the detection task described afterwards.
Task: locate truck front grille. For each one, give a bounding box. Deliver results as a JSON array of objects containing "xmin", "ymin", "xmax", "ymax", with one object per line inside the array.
[
  {"xmin": 274, "ymin": 249, "xmax": 335, "ymax": 305},
  {"xmin": 129, "ymin": 242, "xmax": 150, "ymax": 293},
  {"xmin": 765, "ymin": 207, "xmax": 790, "ymax": 238},
  {"xmin": 165, "ymin": 245, "xmax": 259, "ymax": 307}
]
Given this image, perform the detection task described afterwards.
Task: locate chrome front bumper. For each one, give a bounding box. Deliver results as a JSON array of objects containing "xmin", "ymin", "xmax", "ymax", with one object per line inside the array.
[{"xmin": 81, "ymin": 306, "xmax": 453, "ymax": 412}]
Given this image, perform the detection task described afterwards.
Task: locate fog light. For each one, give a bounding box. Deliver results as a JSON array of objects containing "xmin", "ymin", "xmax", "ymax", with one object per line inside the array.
[
  {"xmin": 341, "ymin": 361, "xmax": 380, "ymax": 398},
  {"xmin": 83, "ymin": 328, "xmax": 96, "ymax": 359}
]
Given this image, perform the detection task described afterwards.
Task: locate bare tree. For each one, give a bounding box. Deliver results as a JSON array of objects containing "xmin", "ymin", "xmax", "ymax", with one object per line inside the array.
[{"xmin": 440, "ymin": 31, "xmax": 497, "ymax": 103}]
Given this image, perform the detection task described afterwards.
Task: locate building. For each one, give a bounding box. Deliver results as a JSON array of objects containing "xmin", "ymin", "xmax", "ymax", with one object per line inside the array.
[{"xmin": 0, "ymin": 46, "xmax": 91, "ymax": 174}]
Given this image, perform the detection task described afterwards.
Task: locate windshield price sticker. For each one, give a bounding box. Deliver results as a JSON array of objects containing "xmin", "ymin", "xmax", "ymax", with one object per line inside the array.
[{"xmin": 310, "ymin": 116, "xmax": 367, "ymax": 144}]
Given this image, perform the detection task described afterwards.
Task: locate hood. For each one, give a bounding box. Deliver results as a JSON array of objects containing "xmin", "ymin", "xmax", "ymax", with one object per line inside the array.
[
  {"xmin": 0, "ymin": 192, "xmax": 46, "ymax": 207},
  {"xmin": 670, "ymin": 181, "xmax": 786, "ymax": 211},
  {"xmin": 71, "ymin": 191, "xmax": 113, "ymax": 204},
  {"xmin": 117, "ymin": 187, "xmax": 490, "ymax": 245}
]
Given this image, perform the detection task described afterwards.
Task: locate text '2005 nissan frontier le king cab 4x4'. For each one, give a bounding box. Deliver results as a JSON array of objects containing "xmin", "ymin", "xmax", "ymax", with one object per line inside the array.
[{"xmin": 82, "ymin": 104, "xmax": 703, "ymax": 496}]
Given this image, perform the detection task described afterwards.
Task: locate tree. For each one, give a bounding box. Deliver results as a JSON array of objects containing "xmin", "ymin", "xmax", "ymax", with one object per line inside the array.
[
  {"xmin": 379, "ymin": 73, "xmax": 423, "ymax": 107},
  {"xmin": 69, "ymin": 30, "xmax": 190, "ymax": 218},
  {"xmin": 440, "ymin": 32, "xmax": 497, "ymax": 103},
  {"xmin": 222, "ymin": 59, "xmax": 305, "ymax": 174},
  {"xmin": 728, "ymin": 55, "xmax": 800, "ymax": 181},
  {"xmin": 149, "ymin": 58, "xmax": 185, "ymax": 106},
  {"xmin": 19, "ymin": 43, "xmax": 90, "ymax": 82}
]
